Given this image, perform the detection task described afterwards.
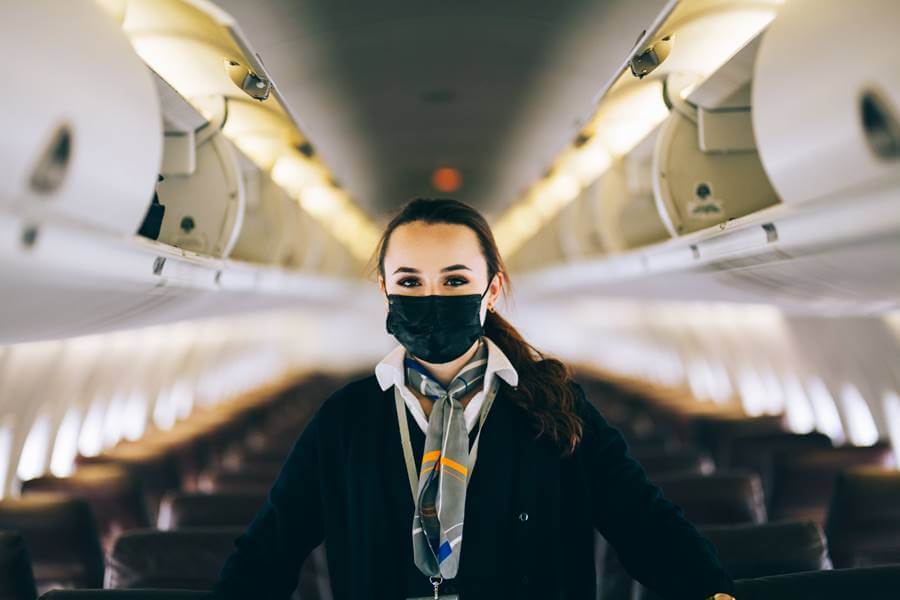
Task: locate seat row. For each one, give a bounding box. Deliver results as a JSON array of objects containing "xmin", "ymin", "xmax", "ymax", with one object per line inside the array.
[
  {"xmin": 0, "ymin": 370, "xmax": 897, "ymax": 599},
  {"xmin": 15, "ymin": 567, "xmax": 900, "ymax": 600},
  {"xmin": 577, "ymin": 375, "xmax": 900, "ymax": 599},
  {"xmin": 0, "ymin": 372, "xmax": 350, "ymax": 598}
]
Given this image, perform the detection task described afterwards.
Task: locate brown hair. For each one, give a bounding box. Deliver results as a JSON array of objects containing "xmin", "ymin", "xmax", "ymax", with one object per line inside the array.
[{"xmin": 367, "ymin": 197, "xmax": 583, "ymax": 455}]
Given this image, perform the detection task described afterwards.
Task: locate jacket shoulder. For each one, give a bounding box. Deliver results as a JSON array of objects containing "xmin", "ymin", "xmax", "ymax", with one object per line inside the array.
[
  {"xmin": 314, "ymin": 372, "xmax": 385, "ymax": 425},
  {"xmin": 565, "ymin": 377, "xmax": 624, "ymax": 447}
]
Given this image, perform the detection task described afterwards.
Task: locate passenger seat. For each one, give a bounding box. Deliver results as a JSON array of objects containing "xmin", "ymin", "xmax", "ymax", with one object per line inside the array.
[
  {"xmin": 734, "ymin": 564, "xmax": 900, "ymax": 599},
  {"xmin": 652, "ymin": 471, "xmax": 767, "ymax": 525},
  {"xmin": 825, "ymin": 466, "xmax": 900, "ymax": 567},
  {"xmin": 0, "ymin": 531, "xmax": 37, "ymax": 600},
  {"xmin": 769, "ymin": 443, "xmax": 895, "ymax": 523},
  {"xmin": 633, "ymin": 519, "xmax": 831, "ymax": 600},
  {"xmin": 104, "ymin": 528, "xmax": 241, "ymax": 590},
  {"xmin": 21, "ymin": 464, "xmax": 150, "ymax": 552},
  {"xmin": 156, "ymin": 491, "xmax": 266, "ymax": 530},
  {"xmin": 0, "ymin": 494, "xmax": 104, "ymax": 595}
]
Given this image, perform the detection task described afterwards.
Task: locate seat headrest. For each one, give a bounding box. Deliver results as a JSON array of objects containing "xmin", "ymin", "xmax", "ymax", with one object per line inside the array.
[
  {"xmin": 653, "ymin": 471, "xmax": 767, "ymax": 525},
  {"xmin": 0, "ymin": 494, "xmax": 99, "ymax": 546},
  {"xmin": 156, "ymin": 491, "xmax": 266, "ymax": 530},
  {"xmin": 21, "ymin": 464, "xmax": 138, "ymax": 496},
  {"xmin": 630, "ymin": 448, "xmax": 714, "ymax": 477},
  {"xmin": 734, "ymin": 565, "xmax": 900, "ymax": 600},
  {"xmin": 105, "ymin": 527, "xmax": 243, "ymax": 590},
  {"xmin": 700, "ymin": 520, "xmax": 831, "ymax": 579}
]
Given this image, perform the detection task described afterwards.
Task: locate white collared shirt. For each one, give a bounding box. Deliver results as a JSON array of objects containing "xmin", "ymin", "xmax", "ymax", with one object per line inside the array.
[{"xmin": 374, "ymin": 335, "xmax": 519, "ymax": 434}]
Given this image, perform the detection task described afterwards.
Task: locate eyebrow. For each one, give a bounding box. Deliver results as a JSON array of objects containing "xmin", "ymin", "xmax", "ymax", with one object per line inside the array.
[{"xmin": 391, "ymin": 264, "xmax": 472, "ymax": 275}]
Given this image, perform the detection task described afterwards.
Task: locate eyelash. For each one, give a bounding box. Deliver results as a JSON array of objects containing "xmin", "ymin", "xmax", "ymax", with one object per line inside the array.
[{"xmin": 397, "ymin": 276, "xmax": 469, "ymax": 287}]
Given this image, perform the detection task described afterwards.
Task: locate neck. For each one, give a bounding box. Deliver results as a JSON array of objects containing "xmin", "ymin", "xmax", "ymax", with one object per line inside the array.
[{"xmin": 415, "ymin": 338, "xmax": 482, "ymax": 388}]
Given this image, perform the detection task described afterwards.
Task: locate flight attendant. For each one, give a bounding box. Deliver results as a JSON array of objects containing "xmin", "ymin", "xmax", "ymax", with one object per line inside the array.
[{"xmin": 212, "ymin": 198, "xmax": 737, "ymax": 600}]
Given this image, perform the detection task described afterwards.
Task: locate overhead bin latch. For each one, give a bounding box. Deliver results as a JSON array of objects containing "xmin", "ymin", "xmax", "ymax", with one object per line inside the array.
[
  {"xmin": 629, "ymin": 35, "xmax": 672, "ymax": 79},
  {"xmin": 225, "ymin": 60, "xmax": 271, "ymax": 101}
]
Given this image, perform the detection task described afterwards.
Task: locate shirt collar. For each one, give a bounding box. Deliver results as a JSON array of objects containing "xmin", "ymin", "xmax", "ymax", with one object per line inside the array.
[{"xmin": 375, "ymin": 335, "xmax": 519, "ymax": 392}]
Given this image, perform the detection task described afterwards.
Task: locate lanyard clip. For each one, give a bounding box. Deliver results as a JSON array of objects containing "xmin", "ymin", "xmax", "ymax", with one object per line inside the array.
[{"xmin": 429, "ymin": 575, "xmax": 443, "ymax": 599}]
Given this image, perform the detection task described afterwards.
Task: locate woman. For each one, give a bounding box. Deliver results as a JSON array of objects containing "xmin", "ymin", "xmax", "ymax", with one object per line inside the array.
[{"xmin": 212, "ymin": 198, "xmax": 736, "ymax": 600}]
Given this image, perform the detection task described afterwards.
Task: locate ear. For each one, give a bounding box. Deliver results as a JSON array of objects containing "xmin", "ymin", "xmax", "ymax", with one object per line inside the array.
[
  {"xmin": 378, "ymin": 276, "xmax": 388, "ymax": 308},
  {"xmin": 487, "ymin": 272, "xmax": 504, "ymax": 310}
]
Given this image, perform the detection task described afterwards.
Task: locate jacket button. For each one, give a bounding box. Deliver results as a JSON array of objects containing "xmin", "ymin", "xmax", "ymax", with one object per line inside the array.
[
  {"xmin": 521, "ymin": 574, "xmax": 530, "ymax": 585},
  {"xmin": 518, "ymin": 511, "xmax": 529, "ymax": 523}
]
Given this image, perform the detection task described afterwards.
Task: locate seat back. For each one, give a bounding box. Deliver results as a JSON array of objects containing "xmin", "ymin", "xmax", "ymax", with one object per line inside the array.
[
  {"xmin": 701, "ymin": 520, "xmax": 831, "ymax": 578},
  {"xmin": 39, "ymin": 592, "xmax": 212, "ymax": 600},
  {"xmin": 653, "ymin": 471, "xmax": 767, "ymax": 526},
  {"xmin": 196, "ymin": 462, "xmax": 281, "ymax": 494},
  {"xmin": 734, "ymin": 565, "xmax": 900, "ymax": 600},
  {"xmin": 105, "ymin": 528, "xmax": 242, "ymax": 590},
  {"xmin": 75, "ymin": 449, "xmax": 181, "ymax": 523},
  {"xmin": 728, "ymin": 431, "xmax": 833, "ymax": 496},
  {"xmin": 769, "ymin": 443, "xmax": 895, "ymax": 523},
  {"xmin": 0, "ymin": 531, "xmax": 38, "ymax": 600},
  {"xmin": 825, "ymin": 466, "xmax": 900, "ymax": 567},
  {"xmin": 633, "ymin": 520, "xmax": 831, "ymax": 600},
  {"xmin": 630, "ymin": 448, "xmax": 714, "ymax": 478},
  {"xmin": 691, "ymin": 415, "xmax": 787, "ymax": 466},
  {"xmin": 21, "ymin": 464, "xmax": 150, "ymax": 552},
  {"xmin": 156, "ymin": 491, "xmax": 265, "ymax": 530},
  {"xmin": 0, "ymin": 494, "xmax": 104, "ymax": 594}
]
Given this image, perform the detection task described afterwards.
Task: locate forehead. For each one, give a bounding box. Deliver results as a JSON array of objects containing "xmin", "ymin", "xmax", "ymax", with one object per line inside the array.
[{"xmin": 383, "ymin": 221, "xmax": 485, "ymax": 271}]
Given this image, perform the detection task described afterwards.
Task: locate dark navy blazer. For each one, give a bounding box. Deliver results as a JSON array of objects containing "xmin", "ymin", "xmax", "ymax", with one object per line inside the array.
[{"xmin": 212, "ymin": 374, "xmax": 735, "ymax": 599}]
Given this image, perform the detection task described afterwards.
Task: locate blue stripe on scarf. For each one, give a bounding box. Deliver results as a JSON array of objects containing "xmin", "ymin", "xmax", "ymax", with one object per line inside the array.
[
  {"xmin": 404, "ymin": 356, "xmax": 447, "ymax": 398},
  {"xmin": 438, "ymin": 540, "xmax": 453, "ymax": 563}
]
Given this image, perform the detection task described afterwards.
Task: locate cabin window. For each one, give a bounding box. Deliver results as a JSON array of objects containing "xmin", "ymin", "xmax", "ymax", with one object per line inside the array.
[
  {"xmin": 737, "ymin": 365, "xmax": 767, "ymax": 416},
  {"xmin": 50, "ymin": 406, "xmax": 82, "ymax": 477},
  {"xmin": 782, "ymin": 373, "xmax": 816, "ymax": 434},
  {"xmin": 153, "ymin": 385, "xmax": 178, "ymax": 431},
  {"xmin": 172, "ymin": 380, "xmax": 194, "ymax": 421},
  {"xmin": 840, "ymin": 383, "xmax": 880, "ymax": 446},
  {"xmin": 78, "ymin": 397, "xmax": 106, "ymax": 457},
  {"xmin": 687, "ymin": 358, "xmax": 713, "ymax": 402},
  {"xmin": 883, "ymin": 391, "xmax": 900, "ymax": 467},
  {"xmin": 122, "ymin": 390, "xmax": 148, "ymax": 441},
  {"xmin": 806, "ymin": 377, "xmax": 846, "ymax": 444},
  {"xmin": 16, "ymin": 414, "xmax": 51, "ymax": 481},
  {"xmin": 102, "ymin": 392, "xmax": 127, "ymax": 449},
  {"xmin": 759, "ymin": 366, "xmax": 786, "ymax": 415},
  {"xmin": 0, "ymin": 418, "xmax": 14, "ymax": 500}
]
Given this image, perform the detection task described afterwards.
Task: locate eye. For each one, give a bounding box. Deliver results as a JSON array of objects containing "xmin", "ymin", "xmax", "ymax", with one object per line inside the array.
[
  {"xmin": 444, "ymin": 276, "xmax": 469, "ymax": 287},
  {"xmin": 396, "ymin": 277, "xmax": 420, "ymax": 288}
]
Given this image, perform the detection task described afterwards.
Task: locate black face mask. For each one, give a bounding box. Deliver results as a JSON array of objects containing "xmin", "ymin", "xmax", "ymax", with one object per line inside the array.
[{"xmin": 385, "ymin": 285, "xmax": 489, "ymax": 364}]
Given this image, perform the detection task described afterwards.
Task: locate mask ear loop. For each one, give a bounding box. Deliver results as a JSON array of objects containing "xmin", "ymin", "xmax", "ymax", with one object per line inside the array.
[{"xmin": 481, "ymin": 277, "xmax": 494, "ymax": 312}]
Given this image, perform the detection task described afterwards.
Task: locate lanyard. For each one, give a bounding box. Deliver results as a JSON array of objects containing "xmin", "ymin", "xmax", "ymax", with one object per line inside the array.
[{"xmin": 394, "ymin": 375, "xmax": 500, "ymax": 505}]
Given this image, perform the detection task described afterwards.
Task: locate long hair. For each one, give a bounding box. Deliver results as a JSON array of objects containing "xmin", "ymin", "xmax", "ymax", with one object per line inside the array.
[{"xmin": 367, "ymin": 197, "xmax": 583, "ymax": 455}]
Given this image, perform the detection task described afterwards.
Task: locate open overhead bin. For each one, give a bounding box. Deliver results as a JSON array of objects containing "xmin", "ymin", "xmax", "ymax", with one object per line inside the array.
[
  {"xmin": 751, "ymin": 0, "xmax": 900, "ymax": 205},
  {"xmin": 653, "ymin": 35, "xmax": 780, "ymax": 236},
  {"xmin": 0, "ymin": 0, "xmax": 162, "ymax": 237},
  {"xmin": 0, "ymin": 0, "xmax": 375, "ymax": 345}
]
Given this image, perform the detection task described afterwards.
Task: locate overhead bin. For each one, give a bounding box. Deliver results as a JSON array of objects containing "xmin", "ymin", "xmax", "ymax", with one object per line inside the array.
[
  {"xmin": 229, "ymin": 162, "xmax": 310, "ymax": 269},
  {"xmin": 0, "ymin": 0, "xmax": 162, "ymax": 237},
  {"xmin": 653, "ymin": 37, "xmax": 780, "ymax": 236},
  {"xmin": 752, "ymin": 0, "xmax": 900, "ymax": 205},
  {"xmin": 598, "ymin": 134, "xmax": 670, "ymax": 251},
  {"xmin": 156, "ymin": 128, "xmax": 246, "ymax": 258}
]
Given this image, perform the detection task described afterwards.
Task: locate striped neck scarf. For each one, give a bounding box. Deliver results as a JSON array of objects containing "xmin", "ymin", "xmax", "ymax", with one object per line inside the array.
[{"xmin": 403, "ymin": 337, "xmax": 488, "ymax": 579}]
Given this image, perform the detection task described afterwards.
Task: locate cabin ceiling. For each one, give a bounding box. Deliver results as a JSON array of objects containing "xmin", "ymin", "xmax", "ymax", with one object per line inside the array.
[{"xmin": 210, "ymin": 0, "xmax": 668, "ymax": 223}]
